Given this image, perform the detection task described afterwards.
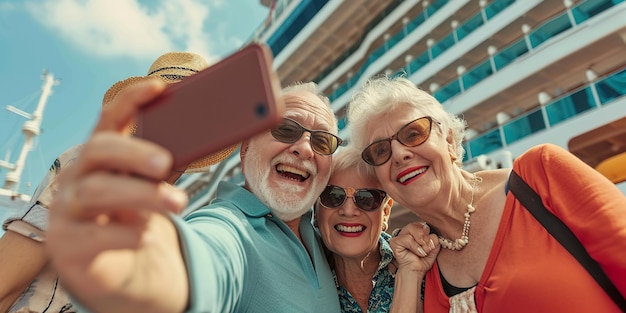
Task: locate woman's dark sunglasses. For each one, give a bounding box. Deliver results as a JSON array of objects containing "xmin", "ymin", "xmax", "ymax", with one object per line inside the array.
[
  {"xmin": 361, "ymin": 116, "xmax": 436, "ymax": 166},
  {"xmin": 271, "ymin": 118, "xmax": 343, "ymax": 155},
  {"xmin": 319, "ymin": 185, "xmax": 387, "ymax": 212}
]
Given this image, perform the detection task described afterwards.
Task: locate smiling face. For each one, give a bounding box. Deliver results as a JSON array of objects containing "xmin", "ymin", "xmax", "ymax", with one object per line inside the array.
[
  {"xmin": 316, "ymin": 166, "xmax": 392, "ymax": 261},
  {"xmin": 241, "ymin": 89, "xmax": 336, "ymax": 222},
  {"xmin": 365, "ymin": 104, "xmax": 457, "ymax": 213}
]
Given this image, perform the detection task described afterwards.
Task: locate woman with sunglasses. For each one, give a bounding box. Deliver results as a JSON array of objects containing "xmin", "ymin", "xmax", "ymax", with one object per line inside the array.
[
  {"xmin": 345, "ymin": 76, "xmax": 626, "ymax": 312},
  {"xmin": 315, "ymin": 147, "xmax": 439, "ymax": 313}
]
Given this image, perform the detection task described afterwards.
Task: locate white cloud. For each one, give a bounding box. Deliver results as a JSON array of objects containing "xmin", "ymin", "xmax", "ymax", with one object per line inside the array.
[{"xmin": 25, "ymin": 0, "xmax": 220, "ymax": 62}]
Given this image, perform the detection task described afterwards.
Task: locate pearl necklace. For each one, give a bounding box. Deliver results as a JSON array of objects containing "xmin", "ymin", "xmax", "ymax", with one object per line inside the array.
[{"xmin": 438, "ymin": 173, "xmax": 481, "ymax": 251}]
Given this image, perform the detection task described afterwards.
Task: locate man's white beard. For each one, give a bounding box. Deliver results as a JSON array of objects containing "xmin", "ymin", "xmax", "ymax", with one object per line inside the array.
[{"xmin": 244, "ymin": 140, "xmax": 328, "ymax": 222}]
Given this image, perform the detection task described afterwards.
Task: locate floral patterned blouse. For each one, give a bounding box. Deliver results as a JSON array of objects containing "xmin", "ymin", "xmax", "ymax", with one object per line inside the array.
[{"xmin": 334, "ymin": 232, "xmax": 395, "ymax": 313}]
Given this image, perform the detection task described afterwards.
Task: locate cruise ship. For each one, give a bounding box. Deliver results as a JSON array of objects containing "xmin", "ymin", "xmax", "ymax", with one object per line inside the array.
[{"xmin": 178, "ymin": 0, "xmax": 626, "ymax": 229}]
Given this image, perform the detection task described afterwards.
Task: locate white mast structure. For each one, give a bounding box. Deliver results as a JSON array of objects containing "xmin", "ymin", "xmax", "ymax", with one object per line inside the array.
[{"xmin": 0, "ymin": 70, "xmax": 58, "ymax": 201}]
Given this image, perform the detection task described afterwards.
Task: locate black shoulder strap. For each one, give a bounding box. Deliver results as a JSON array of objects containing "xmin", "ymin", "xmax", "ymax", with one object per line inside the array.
[{"xmin": 508, "ymin": 170, "xmax": 626, "ymax": 311}]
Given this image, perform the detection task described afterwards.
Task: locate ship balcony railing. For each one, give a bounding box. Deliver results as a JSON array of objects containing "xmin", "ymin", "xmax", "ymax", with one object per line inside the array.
[
  {"xmin": 311, "ymin": 0, "xmax": 405, "ymax": 84},
  {"xmin": 327, "ymin": 0, "xmax": 451, "ymax": 102},
  {"xmin": 250, "ymin": 0, "xmax": 296, "ymax": 43},
  {"xmin": 183, "ymin": 151, "xmax": 243, "ymax": 214},
  {"xmin": 327, "ymin": 0, "xmax": 447, "ymax": 100},
  {"xmin": 428, "ymin": 0, "xmax": 624, "ymax": 104},
  {"xmin": 330, "ymin": 0, "xmax": 622, "ymax": 109},
  {"xmin": 336, "ymin": 0, "xmax": 621, "ymax": 133},
  {"xmin": 453, "ymin": 13, "xmax": 486, "ymax": 44},
  {"xmin": 570, "ymin": 0, "xmax": 625, "ymax": 23},
  {"xmin": 327, "ymin": 0, "xmax": 514, "ymax": 103},
  {"xmin": 526, "ymin": 14, "xmax": 572, "ymax": 49},
  {"xmin": 463, "ymin": 67, "xmax": 626, "ymax": 160}
]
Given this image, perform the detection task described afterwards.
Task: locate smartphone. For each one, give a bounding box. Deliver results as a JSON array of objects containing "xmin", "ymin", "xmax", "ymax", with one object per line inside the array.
[{"xmin": 135, "ymin": 43, "xmax": 284, "ymax": 171}]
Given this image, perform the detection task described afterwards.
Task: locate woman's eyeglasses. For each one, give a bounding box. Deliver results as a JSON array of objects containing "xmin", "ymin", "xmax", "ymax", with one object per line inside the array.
[
  {"xmin": 361, "ymin": 116, "xmax": 436, "ymax": 166},
  {"xmin": 271, "ymin": 118, "xmax": 343, "ymax": 155},
  {"xmin": 319, "ymin": 185, "xmax": 387, "ymax": 212}
]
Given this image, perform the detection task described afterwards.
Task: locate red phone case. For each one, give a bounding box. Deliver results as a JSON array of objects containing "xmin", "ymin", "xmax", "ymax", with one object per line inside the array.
[{"xmin": 135, "ymin": 43, "xmax": 284, "ymax": 170}]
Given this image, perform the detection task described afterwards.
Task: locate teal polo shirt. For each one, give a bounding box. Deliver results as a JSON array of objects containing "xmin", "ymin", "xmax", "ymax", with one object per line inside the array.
[{"xmin": 175, "ymin": 181, "xmax": 340, "ymax": 312}]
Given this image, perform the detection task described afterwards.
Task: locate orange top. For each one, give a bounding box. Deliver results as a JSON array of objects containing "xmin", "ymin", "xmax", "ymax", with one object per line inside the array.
[{"xmin": 424, "ymin": 144, "xmax": 626, "ymax": 312}]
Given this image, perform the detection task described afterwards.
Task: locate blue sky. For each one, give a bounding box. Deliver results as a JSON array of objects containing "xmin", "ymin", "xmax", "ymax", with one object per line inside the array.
[{"xmin": 0, "ymin": 0, "xmax": 269, "ymax": 195}]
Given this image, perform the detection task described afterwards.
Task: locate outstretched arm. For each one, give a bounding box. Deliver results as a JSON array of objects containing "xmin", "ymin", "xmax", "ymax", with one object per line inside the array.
[
  {"xmin": 389, "ymin": 222, "xmax": 440, "ymax": 313},
  {"xmin": 46, "ymin": 79, "xmax": 190, "ymax": 313},
  {"xmin": 0, "ymin": 231, "xmax": 46, "ymax": 312}
]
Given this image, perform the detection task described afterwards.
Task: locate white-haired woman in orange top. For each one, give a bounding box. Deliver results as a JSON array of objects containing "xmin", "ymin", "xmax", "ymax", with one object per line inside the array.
[{"xmin": 345, "ymin": 75, "xmax": 626, "ymax": 312}]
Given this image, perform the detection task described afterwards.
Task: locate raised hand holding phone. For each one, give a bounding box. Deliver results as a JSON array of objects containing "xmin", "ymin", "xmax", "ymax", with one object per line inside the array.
[
  {"xmin": 134, "ymin": 43, "xmax": 284, "ymax": 171},
  {"xmin": 45, "ymin": 45, "xmax": 285, "ymax": 312}
]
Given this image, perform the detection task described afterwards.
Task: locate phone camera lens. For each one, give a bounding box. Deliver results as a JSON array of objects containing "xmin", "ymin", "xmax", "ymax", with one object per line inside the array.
[{"xmin": 255, "ymin": 103, "xmax": 268, "ymax": 117}]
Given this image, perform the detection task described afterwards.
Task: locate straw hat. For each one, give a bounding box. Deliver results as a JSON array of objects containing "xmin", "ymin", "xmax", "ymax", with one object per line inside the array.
[{"xmin": 101, "ymin": 52, "xmax": 239, "ymax": 173}]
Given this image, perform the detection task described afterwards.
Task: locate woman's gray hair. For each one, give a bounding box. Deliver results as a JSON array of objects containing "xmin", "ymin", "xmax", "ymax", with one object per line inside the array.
[
  {"xmin": 347, "ymin": 75, "xmax": 466, "ymax": 167},
  {"xmin": 331, "ymin": 146, "xmax": 376, "ymax": 180}
]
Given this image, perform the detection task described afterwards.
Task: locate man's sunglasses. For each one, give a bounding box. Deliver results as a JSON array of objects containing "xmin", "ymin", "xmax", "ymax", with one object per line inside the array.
[
  {"xmin": 271, "ymin": 118, "xmax": 343, "ymax": 155},
  {"xmin": 361, "ymin": 116, "xmax": 437, "ymax": 166},
  {"xmin": 319, "ymin": 185, "xmax": 387, "ymax": 212}
]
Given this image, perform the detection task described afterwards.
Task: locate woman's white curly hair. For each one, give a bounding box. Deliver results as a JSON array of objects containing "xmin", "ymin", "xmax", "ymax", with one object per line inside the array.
[{"xmin": 346, "ymin": 75, "xmax": 467, "ymax": 175}]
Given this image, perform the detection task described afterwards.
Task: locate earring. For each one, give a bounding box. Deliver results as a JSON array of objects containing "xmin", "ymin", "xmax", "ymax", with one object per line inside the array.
[
  {"xmin": 450, "ymin": 152, "xmax": 457, "ymax": 163},
  {"xmin": 382, "ymin": 221, "xmax": 388, "ymax": 232}
]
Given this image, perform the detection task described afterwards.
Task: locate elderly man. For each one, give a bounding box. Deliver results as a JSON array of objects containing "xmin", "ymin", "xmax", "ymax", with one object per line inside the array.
[{"xmin": 46, "ymin": 76, "xmax": 343, "ymax": 312}]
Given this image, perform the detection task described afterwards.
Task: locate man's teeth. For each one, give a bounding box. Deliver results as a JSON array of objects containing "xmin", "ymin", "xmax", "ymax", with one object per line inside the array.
[
  {"xmin": 335, "ymin": 225, "xmax": 364, "ymax": 233},
  {"xmin": 399, "ymin": 167, "xmax": 427, "ymax": 183},
  {"xmin": 276, "ymin": 164, "xmax": 310, "ymax": 178}
]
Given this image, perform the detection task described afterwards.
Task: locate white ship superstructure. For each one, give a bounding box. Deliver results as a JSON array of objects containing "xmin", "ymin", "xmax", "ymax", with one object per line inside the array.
[{"xmin": 179, "ymin": 0, "xmax": 626, "ymax": 227}]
